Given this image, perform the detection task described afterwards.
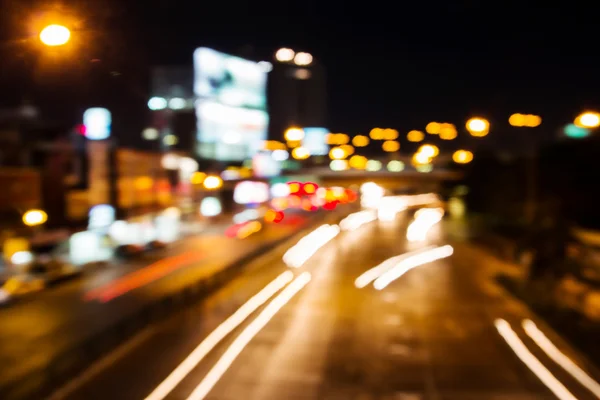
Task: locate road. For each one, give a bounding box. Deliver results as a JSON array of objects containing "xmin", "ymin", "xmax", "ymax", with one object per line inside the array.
[
  {"xmin": 0, "ymin": 213, "xmax": 316, "ymax": 394},
  {"xmin": 51, "ymin": 210, "xmax": 600, "ymax": 400}
]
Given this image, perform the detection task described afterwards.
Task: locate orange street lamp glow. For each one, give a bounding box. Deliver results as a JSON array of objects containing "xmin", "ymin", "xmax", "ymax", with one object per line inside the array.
[
  {"xmin": 466, "ymin": 117, "xmax": 490, "ymax": 137},
  {"xmin": 40, "ymin": 24, "xmax": 71, "ymax": 46},
  {"xmin": 575, "ymin": 112, "xmax": 600, "ymax": 129}
]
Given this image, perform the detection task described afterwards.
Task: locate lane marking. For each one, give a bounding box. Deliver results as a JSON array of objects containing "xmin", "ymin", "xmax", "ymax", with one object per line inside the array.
[
  {"xmin": 354, "ymin": 246, "xmax": 436, "ymax": 288},
  {"xmin": 523, "ymin": 319, "xmax": 600, "ymax": 398},
  {"xmin": 494, "ymin": 319, "xmax": 577, "ymax": 400},
  {"xmin": 144, "ymin": 271, "xmax": 295, "ymax": 400},
  {"xmin": 373, "ymin": 245, "xmax": 453, "ymax": 290},
  {"xmin": 283, "ymin": 225, "xmax": 340, "ymax": 268},
  {"xmin": 185, "ymin": 272, "xmax": 312, "ymax": 400}
]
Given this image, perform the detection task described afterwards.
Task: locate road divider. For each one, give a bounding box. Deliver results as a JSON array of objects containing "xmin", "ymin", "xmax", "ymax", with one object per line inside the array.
[{"xmin": 354, "ymin": 246, "xmax": 437, "ymax": 289}]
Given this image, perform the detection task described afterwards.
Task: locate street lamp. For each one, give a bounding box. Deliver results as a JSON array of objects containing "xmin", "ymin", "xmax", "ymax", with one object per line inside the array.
[
  {"xmin": 275, "ymin": 48, "xmax": 295, "ymax": 62},
  {"xmin": 39, "ymin": 24, "xmax": 71, "ymax": 46},
  {"xmin": 23, "ymin": 209, "xmax": 48, "ymax": 227},
  {"xmin": 294, "ymin": 52, "xmax": 313, "ymax": 66},
  {"xmin": 509, "ymin": 113, "xmax": 542, "ymax": 127},
  {"xmin": 452, "ymin": 150, "xmax": 473, "ymax": 164},
  {"xmin": 574, "ymin": 111, "xmax": 600, "ymax": 129},
  {"xmin": 329, "ymin": 147, "xmax": 346, "ymax": 160},
  {"xmin": 284, "ymin": 127, "xmax": 304, "ymax": 141},
  {"xmin": 466, "ymin": 117, "xmax": 490, "ymax": 137}
]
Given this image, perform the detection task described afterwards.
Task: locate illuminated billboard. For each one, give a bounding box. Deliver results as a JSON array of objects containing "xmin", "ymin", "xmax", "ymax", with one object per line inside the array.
[
  {"xmin": 194, "ymin": 47, "xmax": 269, "ymax": 161},
  {"xmin": 302, "ymin": 127, "xmax": 329, "ymax": 156}
]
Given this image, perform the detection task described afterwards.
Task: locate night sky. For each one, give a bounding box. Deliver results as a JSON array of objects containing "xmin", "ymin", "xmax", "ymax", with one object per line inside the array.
[{"xmin": 1, "ymin": 1, "xmax": 600, "ymax": 137}]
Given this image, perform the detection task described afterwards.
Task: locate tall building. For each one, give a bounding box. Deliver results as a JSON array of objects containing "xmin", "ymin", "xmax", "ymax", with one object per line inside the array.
[{"xmin": 268, "ymin": 55, "xmax": 327, "ymax": 140}]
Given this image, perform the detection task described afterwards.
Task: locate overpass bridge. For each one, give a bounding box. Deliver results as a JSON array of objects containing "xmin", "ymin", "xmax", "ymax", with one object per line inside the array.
[{"xmin": 221, "ymin": 167, "xmax": 464, "ymax": 192}]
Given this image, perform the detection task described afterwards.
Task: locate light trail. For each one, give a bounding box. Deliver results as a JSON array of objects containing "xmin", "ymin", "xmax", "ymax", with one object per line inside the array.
[
  {"xmin": 354, "ymin": 245, "xmax": 437, "ymax": 288},
  {"xmin": 373, "ymin": 245, "xmax": 453, "ymax": 290},
  {"xmin": 523, "ymin": 319, "xmax": 600, "ymax": 398},
  {"xmin": 282, "ymin": 224, "xmax": 340, "ymax": 268},
  {"xmin": 144, "ymin": 271, "xmax": 295, "ymax": 400},
  {"xmin": 185, "ymin": 272, "xmax": 312, "ymax": 400},
  {"xmin": 494, "ymin": 319, "xmax": 577, "ymax": 400}
]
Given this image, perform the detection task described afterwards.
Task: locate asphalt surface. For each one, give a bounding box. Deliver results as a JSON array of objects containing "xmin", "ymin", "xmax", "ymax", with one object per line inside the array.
[
  {"xmin": 49, "ymin": 211, "xmax": 600, "ymax": 399},
  {"xmin": 0, "ymin": 215, "xmax": 313, "ymax": 391}
]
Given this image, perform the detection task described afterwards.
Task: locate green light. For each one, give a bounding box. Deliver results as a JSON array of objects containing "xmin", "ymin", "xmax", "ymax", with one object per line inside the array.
[
  {"xmin": 416, "ymin": 164, "xmax": 433, "ymax": 173},
  {"xmin": 366, "ymin": 160, "xmax": 382, "ymax": 171},
  {"xmin": 387, "ymin": 160, "xmax": 405, "ymax": 172},
  {"xmin": 564, "ymin": 124, "xmax": 590, "ymax": 139}
]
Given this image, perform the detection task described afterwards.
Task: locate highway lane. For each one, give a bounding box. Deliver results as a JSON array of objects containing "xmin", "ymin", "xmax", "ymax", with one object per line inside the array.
[
  {"xmin": 54, "ymin": 209, "xmax": 600, "ymax": 400},
  {"xmin": 0, "ymin": 215, "xmax": 315, "ymax": 393}
]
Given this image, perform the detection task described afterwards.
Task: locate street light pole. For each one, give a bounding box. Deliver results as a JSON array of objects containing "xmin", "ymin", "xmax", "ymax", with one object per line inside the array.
[{"xmin": 508, "ymin": 113, "xmax": 542, "ymax": 224}]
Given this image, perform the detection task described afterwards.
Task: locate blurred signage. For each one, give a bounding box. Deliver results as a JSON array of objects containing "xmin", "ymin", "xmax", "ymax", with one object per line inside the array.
[
  {"xmin": 83, "ymin": 108, "xmax": 111, "ymax": 140},
  {"xmin": 302, "ymin": 127, "xmax": 329, "ymax": 156},
  {"xmin": 234, "ymin": 181, "xmax": 269, "ymax": 204},
  {"xmin": 252, "ymin": 152, "xmax": 281, "ymax": 177},
  {"xmin": 194, "ymin": 47, "xmax": 269, "ymax": 161}
]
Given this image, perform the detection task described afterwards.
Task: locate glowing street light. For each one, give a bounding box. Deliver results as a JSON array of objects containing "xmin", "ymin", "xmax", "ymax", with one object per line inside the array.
[
  {"xmin": 452, "ymin": 150, "xmax": 474, "ymax": 164},
  {"xmin": 413, "ymin": 152, "xmax": 431, "ymax": 165},
  {"xmin": 291, "ymin": 146, "xmax": 310, "ymax": 160},
  {"xmin": 439, "ymin": 123, "xmax": 457, "ymax": 140},
  {"xmin": 294, "ymin": 52, "xmax": 313, "ymax": 66},
  {"xmin": 575, "ymin": 111, "xmax": 600, "ymax": 129},
  {"xmin": 39, "ymin": 24, "xmax": 71, "ymax": 46},
  {"xmin": 23, "ymin": 209, "xmax": 48, "ymax": 227},
  {"xmin": 349, "ymin": 155, "xmax": 367, "ymax": 170},
  {"xmin": 418, "ymin": 144, "xmax": 439, "ymax": 158},
  {"xmin": 275, "ymin": 48, "xmax": 295, "ymax": 62},
  {"xmin": 407, "ymin": 130, "xmax": 424, "ymax": 142},
  {"xmin": 425, "ymin": 122, "xmax": 441, "ymax": 134},
  {"xmin": 509, "ymin": 113, "xmax": 542, "ymax": 127},
  {"xmin": 329, "ymin": 147, "xmax": 346, "ymax": 160},
  {"xmin": 203, "ymin": 175, "xmax": 223, "ymax": 190},
  {"xmin": 466, "ymin": 117, "xmax": 490, "ymax": 137},
  {"xmin": 382, "ymin": 141, "xmax": 400, "ymax": 152},
  {"xmin": 352, "ymin": 135, "xmax": 369, "ymax": 147},
  {"xmin": 284, "ymin": 127, "xmax": 304, "ymax": 141}
]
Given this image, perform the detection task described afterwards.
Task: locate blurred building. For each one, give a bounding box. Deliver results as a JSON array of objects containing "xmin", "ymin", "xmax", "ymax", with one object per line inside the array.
[
  {"xmin": 148, "ymin": 66, "xmax": 196, "ymax": 153},
  {"xmin": 268, "ymin": 58, "xmax": 327, "ymax": 141}
]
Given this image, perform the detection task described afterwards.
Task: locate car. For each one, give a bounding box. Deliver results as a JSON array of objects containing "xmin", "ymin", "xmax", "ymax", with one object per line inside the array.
[
  {"xmin": 25, "ymin": 256, "xmax": 81, "ymax": 285},
  {"xmin": 115, "ymin": 244, "xmax": 145, "ymax": 258}
]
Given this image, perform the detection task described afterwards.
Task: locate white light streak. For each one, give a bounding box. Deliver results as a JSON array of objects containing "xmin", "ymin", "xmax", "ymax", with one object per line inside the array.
[
  {"xmin": 523, "ymin": 319, "xmax": 600, "ymax": 398},
  {"xmin": 185, "ymin": 272, "xmax": 312, "ymax": 400},
  {"xmin": 494, "ymin": 319, "xmax": 577, "ymax": 400},
  {"xmin": 144, "ymin": 271, "xmax": 294, "ymax": 400},
  {"xmin": 339, "ymin": 210, "xmax": 377, "ymax": 232},
  {"xmin": 373, "ymin": 245, "xmax": 453, "ymax": 290},
  {"xmin": 282, "ymin": 225, "xmax": 340, "ymax": 268},
  {"xmin": 354, "ymin": 245, "xmax": 437, "ymax": 288}
]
